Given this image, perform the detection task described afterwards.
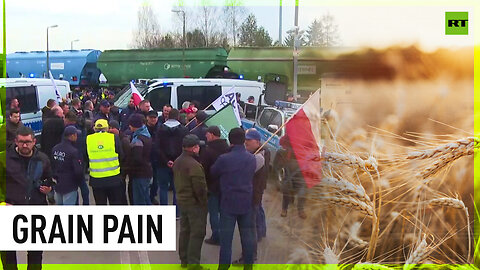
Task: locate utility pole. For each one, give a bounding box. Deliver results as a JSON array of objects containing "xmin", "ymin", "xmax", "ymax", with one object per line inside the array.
[
  {"xmin": 278, "ymin": 0, "xmax": 282, "ymax": 45},
  {"xmin": 293, "ymin": 1, "xmax": 299, "ymax": 101},
  {"xmin": 46, "ymin": 24, "xmax": 58, "ymax": 76}
]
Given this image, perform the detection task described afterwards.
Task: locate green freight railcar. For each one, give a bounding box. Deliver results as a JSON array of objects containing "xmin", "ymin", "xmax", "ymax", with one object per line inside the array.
[
  {"xmin": 97, "ymin": 48, "xmax": 229, "ymax": 87},
  {"xmin": 227, "ymin": 47, "xmax": 355, "ymax": 92}
]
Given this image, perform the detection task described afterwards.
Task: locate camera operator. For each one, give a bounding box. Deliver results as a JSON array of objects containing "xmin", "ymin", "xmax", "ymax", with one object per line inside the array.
[{"xmin": 1, "ymin": 125, "xmax": 53, "ymax": 270}]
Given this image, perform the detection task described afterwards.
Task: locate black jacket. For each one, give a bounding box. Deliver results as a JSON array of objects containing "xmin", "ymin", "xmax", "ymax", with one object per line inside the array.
[
  {"xmin": 119, "ymin": 106, "xmax": 137, "ymax": 131},
  {"xmin": 6, "ymin": 120, "xmax": 25, "ymax": 148},
  {"xmin": 200, "ymin": 139, "xmax": 229, "ymax": 194},
  {"xmin": 156, "ymin": 120, "xmax": 189, "ymax": 167},
  {"xmin": 41, "ymin": 106, "xmax": 53, "ymax": 122},
  {"xmin": 5, "ymin": 145, "xmax": 52, "ymax": 205},
  {"xmin": 253, "ymin": 148, "xmax": 270, "ymax": 206},
  {"xmin": 40, "ymin": 116, "xmax": 65, "ymax": 159},
  {"xmin": 52, "ymin": 138, "xmax": 84, "ymax": 194},
  {"xmin": 123, "ymin": 128, "xmax": 153, "ymax": 179}
]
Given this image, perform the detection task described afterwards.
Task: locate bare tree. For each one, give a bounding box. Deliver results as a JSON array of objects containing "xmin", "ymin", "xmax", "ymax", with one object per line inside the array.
[
  {"xmin": 223, "ymin": 0, "xmax": 247, "ymax": 47},
  {"xmin": 306, "ymin": 13, "xmax": 340, "ymax": 47},
  {"xmin": 196, "ymin": 1, "xmax": 220, "ymax": 47},
  {"xmin": 132, "ymin": 3, "xmax": 162, "ymax": 49}
]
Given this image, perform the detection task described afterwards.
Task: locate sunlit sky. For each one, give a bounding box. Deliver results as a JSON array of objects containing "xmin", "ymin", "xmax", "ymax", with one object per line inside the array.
[{"xmin": 3, "ymin": 0, "xmax": 477, "ymax": 53}]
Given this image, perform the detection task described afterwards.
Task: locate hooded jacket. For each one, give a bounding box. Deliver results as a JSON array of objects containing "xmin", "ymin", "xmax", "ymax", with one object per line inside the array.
[
  {"xmin": 156, "ymin": 119, "xmax": 189, "ymax": 167},
  {"xmin": 123, "ymin": 125, "xmax": 153, "ymax": 179}
]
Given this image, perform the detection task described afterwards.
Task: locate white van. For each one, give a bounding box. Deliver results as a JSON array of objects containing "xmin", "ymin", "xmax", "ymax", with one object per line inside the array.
[
  {"xmin": 114, "ymin": 78, "xmax": 266, "ymax": 112},
  {"xmin": 3, "ymin": 78, "xmax": 71, "ymax": 136}
]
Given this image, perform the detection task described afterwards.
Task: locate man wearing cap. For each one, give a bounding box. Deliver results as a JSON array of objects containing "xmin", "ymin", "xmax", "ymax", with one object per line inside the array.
[
  {"xmin": 86, "ymin": 119, "xmax": 125, "ymax": 205},
  {"xmin": 92, "ymin": 99, "xmax": 112, "ymax": 125},
  {"xmin": 173, "ymin": 134, "xmax": 208, "ymax": 269},
  {"xmin": 200, "ymin": 126, "xmax": 229, "ymax": 246},
  {"xmin": 233, "ymin": 128, "xmax": 271, "ymax": 264},
  {"xmin": 146, "ymin": 110, "xmax": 160, "ymax": 204},
  {"xmin": 211, "ymin": 128, "xmax": 257, "ymax": 270},
  {"xmin": 51, "ymin": 126, "xmax": 84, "ymax": 205},
  {"xmin": 123, "ymin": 114, "xmax": 153, "ymax": 205}
]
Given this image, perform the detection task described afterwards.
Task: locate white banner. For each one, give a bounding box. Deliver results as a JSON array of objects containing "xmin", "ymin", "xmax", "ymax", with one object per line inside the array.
[
  {"xmin": 0, "ymin": 206, "xmax": 176, "ymax": 251},
  {"xmin": 212, "ymin": 87, "xmax": 242, "ymax": 125}
]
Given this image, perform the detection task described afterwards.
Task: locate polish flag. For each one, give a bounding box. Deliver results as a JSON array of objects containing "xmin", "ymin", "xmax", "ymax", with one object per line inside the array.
[
  {"xmin": 283, "ymin": 90, "xmax": 324, "ymax": 188},
  {"xmin": 130, "ymin": 82, "xmax": 144, "ymax": 106}
]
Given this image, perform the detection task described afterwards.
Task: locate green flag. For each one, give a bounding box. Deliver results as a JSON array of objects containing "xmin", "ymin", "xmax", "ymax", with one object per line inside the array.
[{"xmin": 205, "ymin": 103, "xmax": 240, "ymax": 140}]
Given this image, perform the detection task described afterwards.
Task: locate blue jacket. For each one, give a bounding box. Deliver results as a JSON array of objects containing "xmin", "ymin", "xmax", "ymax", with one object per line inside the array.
[
  {"xmin": 52, "ymin": 138, "xmax": 84, "ymax": 194},
  {"xmin": 211, "ymin": 145, "xmax": 256, "ymax": 215}
]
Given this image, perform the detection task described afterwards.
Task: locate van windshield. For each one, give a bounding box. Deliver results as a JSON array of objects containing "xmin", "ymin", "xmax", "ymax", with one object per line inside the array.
[
  {"xmin": 145, "ymin": 87, "xmax": 172, "ymax": 111},
  {"xmin": 6, "ymin": 86, "xmax": 39, "ymax": 114},
  {"xmin": 177, "ymin": 85, "xmax": 222, "ymax": 110}
]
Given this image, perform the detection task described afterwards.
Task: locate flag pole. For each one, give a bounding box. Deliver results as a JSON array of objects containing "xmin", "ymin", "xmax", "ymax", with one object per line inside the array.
[{"xmin": 253, "ymin": 89, "xmax": 320, "ymax": 155}]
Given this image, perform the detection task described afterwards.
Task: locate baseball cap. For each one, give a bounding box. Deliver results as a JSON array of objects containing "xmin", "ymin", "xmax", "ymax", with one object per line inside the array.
[
  {"xmin": 108, "ymin": 120, "xmax": 120, "ymax": 130},
  {"xmin": 100, "ymin": 99, "xmax": 110, "ymax": 107},
  {"xmin": 183, "ymin": 134, "xmax": 200, "ymax": 148},
  {"xmin": 64, "ymin": 126, "xmax": 81, "ymax": 137},
  {"xmin": 147, "ymin": 110, "xmax": 158, "ymax": 118},
  {"xmin": 94, "ymin": 119, "xmax": 109, "ymax": 130},
  {"xmin": 245, "ymin": 128, "xmax": 261, "ymax": 141}
]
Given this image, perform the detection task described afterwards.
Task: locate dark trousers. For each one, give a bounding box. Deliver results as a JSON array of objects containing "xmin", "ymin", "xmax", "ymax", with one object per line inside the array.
[
  {"xmin": 282, "ymin": 177, "xmax": 306, "ymax": 211},
  {"xmin": 219, "ymin": 209, "xmax": 255, "ymax": 269},
  {"xmin": 78, "ymin": 179, "xmax": 90, "ymax": 205},
  {"xmin": 178, "ymin": 205, "xmax": 207, "ymax": 267},
  {"xmin": 207, "ymin": 192, "xmax": 220, "ymax": 242},
  {"xmin": 92, "ymin": 184, "xmax": 125, "ymax": 205},
  {"xmin": 158, "ymin": 167, "xmax": 179, "ymax": 216},
  {"xmin": 1, "ymin": 251, "xmax": 42, "ymax": 270},
  {"xmin": 150, "ymin": 162, "xmax": 160, "ymax": 202}
]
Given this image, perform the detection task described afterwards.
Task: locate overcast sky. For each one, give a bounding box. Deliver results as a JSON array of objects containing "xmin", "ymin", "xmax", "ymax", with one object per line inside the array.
[{"xmin": 3, "ymin": 0, "xmax": 477, "ymax": 53}]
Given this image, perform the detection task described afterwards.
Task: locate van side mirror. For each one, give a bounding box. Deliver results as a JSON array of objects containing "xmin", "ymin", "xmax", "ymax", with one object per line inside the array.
[{"xmin": 267, "ymin": 124, "xmax": 279, "ymax": 133}]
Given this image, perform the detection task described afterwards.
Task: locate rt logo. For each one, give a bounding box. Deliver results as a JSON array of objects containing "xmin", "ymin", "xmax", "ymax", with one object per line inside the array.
[{"xmin": 445, "ymin": 12, "xmax": 468, "ymax": 35}]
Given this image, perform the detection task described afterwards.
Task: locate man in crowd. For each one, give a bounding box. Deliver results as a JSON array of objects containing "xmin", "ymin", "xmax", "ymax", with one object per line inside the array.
[
  {"xmin": 201, "ymin": 126, "xmax": 229, "ymax": 246},
  {"xmin": 6, "ymin": 108, "xmax": 24, "ymax": 148},
  {"xmin": 41, "ymin": 99, "xmax": 57, "ymax": 121},
  {"xmin": 40, "ymin": 106, "xmax": 65, "ymax": 161},
  {"xmin": 2, "ymin": 126, "xmax": 53, "ymax": 270},
  {"xmin": 64, "ymin": 111, "xmax": 90, "ymax": 206},
  {"xmin": 120, "ymin": 97, "xmax": 137, "ymax": 131},
  {"xmin": 59, "ymin": 101, "xmax": 70, "ymax": 117},
  {"xmin": 233, "ymin": 129, "xmax": 270, "ymax": 264},
  {"xmin": 93, "ymin": 99, "xmax": 112, "ymax": 123},
  {"xmin": 185, "ymin": 107, "xmax": 198, "ymax": 130},
  {"xmin": 138, "ymin": 99, "xmax": 152, "ymax": 118},
  {"xmin": 123, "ymin": 114, "xmax": 153, "ymax": 205},
  {"xmin": 70, "ymin": 98, "xmax": 83, "ymax": 118},
  {"xmin": 158, "ymin": 104, "xmax": 172, "ymax": 124},
  {"xmin": 156, "ymin": 108, "xmax": 189, "ymax": 217},
  {"xmin": 191, "ymin": 111, "xmax": 208, "ymax": 143},
  {"xmin": 86, "ymin": 119, "xmax": 125, "ymax": 205},
  {"xmin": 211, "ymin": 128, "xmax": 257, "ymax": 270},
  {"xmin": 146, "ymin": 110, "xmax": 160, "ymax": 204},
  {"xmin": 51, "ymin": 126, "xmax": 84, "ymax": 205},
  {"xmin": 173, "ymin": 134, "xmax": 208, "ymax": 270}
]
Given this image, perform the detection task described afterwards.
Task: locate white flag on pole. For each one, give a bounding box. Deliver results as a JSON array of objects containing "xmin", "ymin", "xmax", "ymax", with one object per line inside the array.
[
  {"xmin": 212, "ymin": 87, "xmax": 242, "ymax": 125},
  {"xmin": 49, "ymin": 71, "xmax": 63, "ymax": 103}
]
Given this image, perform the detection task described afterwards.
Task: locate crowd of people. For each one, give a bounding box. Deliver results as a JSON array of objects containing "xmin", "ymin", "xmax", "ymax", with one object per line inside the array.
[{"xmin": 2, "ymin": 88, "xmax": 285, "ymax": 270}]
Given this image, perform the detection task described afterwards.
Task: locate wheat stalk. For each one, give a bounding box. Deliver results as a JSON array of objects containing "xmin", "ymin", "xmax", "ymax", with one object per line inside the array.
[
  {"xmin": 403, "ymin": 234, "xmax": 429, "ymax": 270},
  {"xmin": 325, "ymin": 152, "xmax": 378, "ymax": 171},
  {"xmin": 320, "ymin": 177, "xmax": 371, "ymax": 203},
  {"xmin": 317, "ymin": 196, "xmax": 375, "ymax": 218},
  {"xmin": 323, "ymin": 246, "xmax": 339, "ymax": 264},
  {"xmin": 406, "ymin": 137, "xmax": 478, "ymax": 179}
]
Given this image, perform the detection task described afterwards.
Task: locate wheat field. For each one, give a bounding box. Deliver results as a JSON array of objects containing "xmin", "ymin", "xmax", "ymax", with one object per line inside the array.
[{"xmin": 274, "ymin": 77, "xmax": 476, "ymax": 268}]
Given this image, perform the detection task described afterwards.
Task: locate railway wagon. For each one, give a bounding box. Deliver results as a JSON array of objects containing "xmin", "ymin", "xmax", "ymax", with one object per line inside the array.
[
  {"xmin": 7, "ymin": 49, "xmax": 102, "ymax": 87},
  {"xmin": 97, "ymin": 48, "xmax": 232, "ymax": 87}
]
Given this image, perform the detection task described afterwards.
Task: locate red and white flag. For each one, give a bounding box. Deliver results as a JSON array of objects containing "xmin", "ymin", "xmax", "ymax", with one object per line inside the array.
[
  {"xmin": 130, "ymin": 82, "xmax": 144, "ymax": 106},
  {"xmin": 284, "ymin": 90, "xmax": 323, "ymax": 188}
]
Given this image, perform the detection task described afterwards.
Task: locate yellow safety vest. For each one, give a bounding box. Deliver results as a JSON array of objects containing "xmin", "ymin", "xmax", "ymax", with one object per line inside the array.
[{"xmin": 86, "ymin": 132, "xmax": 120, "ymax": 178}]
